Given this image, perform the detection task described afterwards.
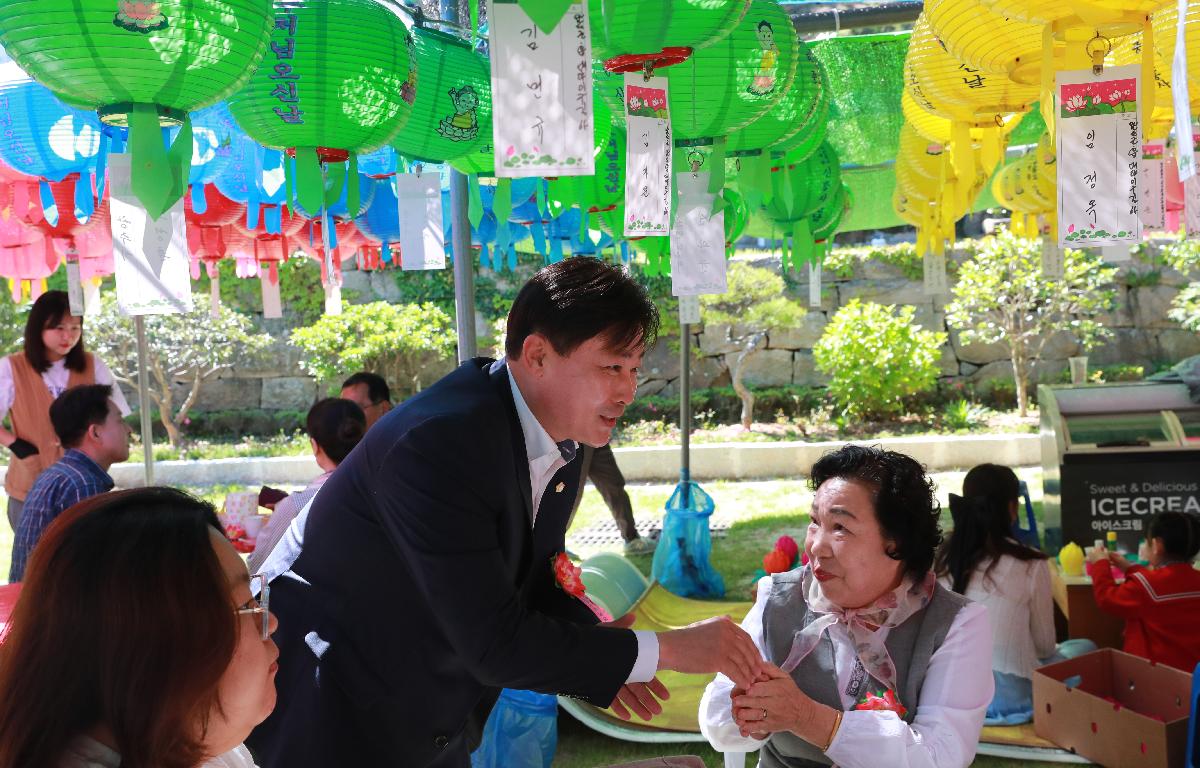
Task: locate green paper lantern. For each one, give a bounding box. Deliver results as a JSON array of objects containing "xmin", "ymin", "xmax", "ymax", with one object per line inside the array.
[
  {"xmin": 227, "ymin": 0, "xmax": 416, "ymax": 216},
  {"xmin": 392, "ymin": 27, "xmax": 491, "ymax": 164},
  {"xmin": 0, "ymin": 0, "xmax": 271, "ymax": 118},
  {"xmin": 589, "ymin": 0, "xmax": 749, "ymax": 59},
  {"xmin": 810, "ymin": 182, "xmax": 848, "ymax": 241},
  {"xmin": 764, "ymin": 139, "xmax": 840, "ymax": 224},
  {"xmin": 768, "ymin": 46, "xmax": 829, "ymax": 159},
  {"xmin": 666, "ymin": 0, "xmax": 797, "ymax": 143},
  {"xmin": 726, "ymin": 37, "xmax": 821, "ymax": 155},
  {"xmin": 228, "ymin": 0, "xmax": 415, "ymax": 155},
  {"xmin": 593, "ymin": 60, "xmax": 626, "ymax": 128},
  {"xmin": 0, "ymin": 0, "xmax": 274, "ymax": 217},
  {"xmin": 448, "ymin": 139, "xmax": 495, "ymax": 176}
]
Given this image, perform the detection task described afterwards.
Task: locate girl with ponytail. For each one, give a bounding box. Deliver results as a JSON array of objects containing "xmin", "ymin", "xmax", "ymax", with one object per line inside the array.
[
  {"xmin": 1088, "ymin": 510, "xmax": 1200, "ymax": 672},
  {"xmin": 935, "ymin": 464, "xmax": 1094, "ymax": 725}
]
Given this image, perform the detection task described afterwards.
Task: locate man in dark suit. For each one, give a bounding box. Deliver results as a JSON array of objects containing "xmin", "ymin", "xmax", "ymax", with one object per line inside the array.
[{"xmin": 247, "ymin": 258, "xmax": 764, "ymax": 768}]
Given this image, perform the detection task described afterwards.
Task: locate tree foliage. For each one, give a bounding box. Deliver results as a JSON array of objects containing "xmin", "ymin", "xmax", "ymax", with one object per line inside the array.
[
  {"xmin": 86, "ymin": 294, "xmax": 274, "ymax": 446},
  {"xmin": 813, "ymin": 300, "xmax": 946, "ymax": 419},
  {"xmin": 1162, "ymin": 236, "xmax": 1200, "ymax": 332},
  {"xmin": 290, "ymin": 301, "xmax": 457, "ymax": 398},
  {"xmin": 700, "ymin": 262, "xmax": 808, "ymax": 429},
  {"xmin": 945, "ymin": 232, "xmax": 1117, "ymax": 416},
  {"xmin": 0, "ymin": 288, "xmax": 26, "ymax": 357}
]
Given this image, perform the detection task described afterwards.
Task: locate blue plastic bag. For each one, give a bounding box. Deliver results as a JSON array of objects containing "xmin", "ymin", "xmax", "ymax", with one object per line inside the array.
[
  {"xmin": 469, "ymin": 688, "xmax": 558, "ymax": 768},
  {"xmin": 651, "ymin": 482, "xmax": 725, "ymax": 598}
]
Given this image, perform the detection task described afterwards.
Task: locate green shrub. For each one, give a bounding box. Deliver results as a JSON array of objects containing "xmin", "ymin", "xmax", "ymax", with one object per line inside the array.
[
  {"xmin": 942, "ymin": 399, "xmax": 989, "ymax": 431},
  {"xmin": 290, "ymin": 301, "xmax": 457, "ymax": 396},
  {"xmin": 813, "ymin": 300, "xmax": 947, "ymax": 419}
]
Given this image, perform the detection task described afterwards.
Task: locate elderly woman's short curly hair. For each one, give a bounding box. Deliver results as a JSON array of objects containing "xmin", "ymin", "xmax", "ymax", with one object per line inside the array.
[{"xmin": 809, "ymin": 444, "xmax": 943, "ymax": 580}]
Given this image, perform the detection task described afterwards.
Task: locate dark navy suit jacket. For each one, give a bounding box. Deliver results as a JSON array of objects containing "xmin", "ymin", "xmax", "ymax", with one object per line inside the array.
[{"xmin": 247, "ymin": 359, "xmax": 637, "ymax": 768}]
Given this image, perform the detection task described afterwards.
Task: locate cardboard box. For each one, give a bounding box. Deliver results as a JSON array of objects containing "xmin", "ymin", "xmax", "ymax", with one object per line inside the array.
[{"xmin": 1033, "ymin": 648, "xmax": 1192, "ymax": 768}]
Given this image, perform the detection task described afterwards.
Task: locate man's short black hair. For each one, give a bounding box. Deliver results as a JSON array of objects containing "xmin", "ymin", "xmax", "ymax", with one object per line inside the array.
[
  {"xmin": 50, "ymin": 385, "xmax": 114, "ymax": 449},
  {"xmin": 505, "ymin": 257, "xmax": 659, "ymax": 360},
  {"xmin": 809, "ymin": 444, "xmax": 943, "ymax": 581},
  {"xmin": 341, "ymin": 372, "xmax": 391, "ymax": 405}
]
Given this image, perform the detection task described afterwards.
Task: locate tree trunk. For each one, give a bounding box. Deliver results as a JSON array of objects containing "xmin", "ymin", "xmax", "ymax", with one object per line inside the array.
[
  {"xmin": 730, "ymin": 333, "xmax": 766, "ymax": 431},
  {"xmin": 1012, "ymin": 344, "xmax": 1029, "ymax": 418}
]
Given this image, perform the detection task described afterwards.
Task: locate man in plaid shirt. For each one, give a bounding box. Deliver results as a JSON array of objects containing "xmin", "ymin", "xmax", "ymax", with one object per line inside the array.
[{"xmin": 9, "ymin": 384, "xmax": 131, "ymax": 581}]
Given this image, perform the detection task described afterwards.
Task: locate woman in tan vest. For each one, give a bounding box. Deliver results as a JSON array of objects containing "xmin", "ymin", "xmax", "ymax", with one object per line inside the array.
[{"xmin": 1, "ymin": 291, "xmax": 129, "ymax": 532}]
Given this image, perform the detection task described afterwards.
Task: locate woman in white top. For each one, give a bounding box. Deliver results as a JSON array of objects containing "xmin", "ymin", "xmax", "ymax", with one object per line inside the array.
[
  {"xmin": 700, "ymin": 445, "xmax": 993, "ymax": 768},
  {"xmin": 934, "ymin": 464, "xmax": 1094, "ymax": 726},
  {"xmin": 248, "ymin": 397, "xmax": 365, "ymax": 574},
  {"xmin": 0, "ymin": 487, "xmax": 277, "ymax": 768},
  {"xmin": 1, "ymin": 291, "xmax": 129, "ymax": 532}
]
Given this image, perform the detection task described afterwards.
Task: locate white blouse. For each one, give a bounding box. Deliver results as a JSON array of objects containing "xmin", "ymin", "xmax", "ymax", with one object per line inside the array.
[
  {"xmin": 0, "ymin": 356, "xmax": 131, "ymax": 420},
  {"xmin": 938, "ymin": 554, "xmax": 1056, "ymax": 679},
  {"xmin": 699, "ymin": 575, "xmax": 993, "ymax": 768}
]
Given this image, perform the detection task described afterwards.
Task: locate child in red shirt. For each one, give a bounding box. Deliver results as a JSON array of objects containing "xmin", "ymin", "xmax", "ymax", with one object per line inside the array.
[{"xmin": 1087, "ymin": 511, "xmax": 1200, "ymax": 673}]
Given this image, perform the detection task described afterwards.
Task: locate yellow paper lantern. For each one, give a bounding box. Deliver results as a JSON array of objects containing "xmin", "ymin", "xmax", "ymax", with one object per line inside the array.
[
  {"xmin": 926, "ymin": 0, "xmax": 1045, "ymax": 85},
  {"xmin": 1115, "ymin": 29, "xmax": 1182, "ymax": 138}
]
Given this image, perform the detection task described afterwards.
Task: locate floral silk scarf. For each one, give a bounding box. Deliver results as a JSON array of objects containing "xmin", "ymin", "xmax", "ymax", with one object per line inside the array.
[{"xmin": 780, "ymin": 566, "xmax": 937, "ymax": 695}]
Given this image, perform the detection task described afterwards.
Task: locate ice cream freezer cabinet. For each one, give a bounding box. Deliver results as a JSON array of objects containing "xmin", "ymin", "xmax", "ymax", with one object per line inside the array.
[{"xmin": 1038, "ymin": 381, "xmax": 1200, "ymax": 555}]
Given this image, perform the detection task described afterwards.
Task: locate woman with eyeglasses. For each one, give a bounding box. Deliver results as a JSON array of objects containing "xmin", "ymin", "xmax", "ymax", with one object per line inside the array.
[{"xmin": 0, "ymin": 487, "xmax": 277, "ymax": 768}]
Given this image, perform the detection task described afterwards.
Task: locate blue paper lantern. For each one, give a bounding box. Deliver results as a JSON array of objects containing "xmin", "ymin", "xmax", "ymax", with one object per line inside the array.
[{"xmin": 0, "ymin": 62, "xmax": 102, "ymax": 183}]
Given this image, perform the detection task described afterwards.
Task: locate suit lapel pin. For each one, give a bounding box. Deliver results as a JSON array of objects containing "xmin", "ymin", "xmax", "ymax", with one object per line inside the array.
[{"xmin": 555, "ymin": 482, "xmax": 566, "ymax": 493}]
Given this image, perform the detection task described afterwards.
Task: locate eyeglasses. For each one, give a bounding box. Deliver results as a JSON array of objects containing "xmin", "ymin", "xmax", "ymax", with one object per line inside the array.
[{"xmin": 235, "ymin": 574, "xmax": 271, "ymax": 641}]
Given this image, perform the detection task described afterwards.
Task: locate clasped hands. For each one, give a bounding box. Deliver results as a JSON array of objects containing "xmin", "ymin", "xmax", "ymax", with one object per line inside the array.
[
  {"xmin": 730, "ymin": 663, "xmax": 820, "ymax": 740},
  {"xmin": 602, "ymin": 614, "xmax": 767, "ymax": 722}
]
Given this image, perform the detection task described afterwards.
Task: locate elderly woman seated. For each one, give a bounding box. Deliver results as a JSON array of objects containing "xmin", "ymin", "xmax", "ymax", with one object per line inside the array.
[{"xmin": 700, "ymin": 445, "xmax": 993, "ymax": 768}]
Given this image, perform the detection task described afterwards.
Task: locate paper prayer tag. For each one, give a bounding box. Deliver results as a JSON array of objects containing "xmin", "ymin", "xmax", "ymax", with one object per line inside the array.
[{"xmin": 623, "ymin": 73, "xmax": 671, "ymax": 237}]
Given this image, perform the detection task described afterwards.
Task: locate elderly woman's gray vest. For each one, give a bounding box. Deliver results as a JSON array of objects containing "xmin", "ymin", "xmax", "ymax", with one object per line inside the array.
[{"xmin": 758, "ymin": 570, "xmax": 969, "ymax": 768}]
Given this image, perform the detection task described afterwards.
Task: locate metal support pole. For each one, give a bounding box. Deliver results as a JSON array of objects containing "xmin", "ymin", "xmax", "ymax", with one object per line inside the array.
[
  {"xmin": 134, "ymin": 316, "xmax": 154, "ymax": 485},
  {"xmin": 679, "ymin": 323, "xmax": 690, "ymax": 505},
  {"xmin": 443, "ymin": 0, "xmax": 477, "ymax": 363},
  {"xmin": 449, "ymin": 171, "xmax": 477, "ymax": 362}
]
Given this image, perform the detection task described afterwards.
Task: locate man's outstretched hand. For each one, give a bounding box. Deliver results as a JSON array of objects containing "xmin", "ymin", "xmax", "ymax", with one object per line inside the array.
[
  {"xmin": 657, "ymin": 616, "xmax": 766, "ymax": 689},
  {"xmin": 600, "ymin": 613, "xmax": 672, "ymax": 721}
]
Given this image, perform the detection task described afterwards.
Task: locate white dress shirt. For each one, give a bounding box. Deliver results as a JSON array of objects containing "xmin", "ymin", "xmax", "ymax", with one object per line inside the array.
[
  {"xmin": 699, "ymin": 575, "xmax": 993, "ymax": 768},
  {"xmin": 0, "ymin": 355, "xmax": 131, "ymax": 420},
  {"xmin": 498, "ymin": 359, "xmax": 660, "ymax": 685}
]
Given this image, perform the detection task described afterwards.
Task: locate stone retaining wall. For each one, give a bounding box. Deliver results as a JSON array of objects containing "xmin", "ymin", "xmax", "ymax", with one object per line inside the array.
[{"xmin": 165, "ymin": 251, "xmax": 1200, "ymax": 413}]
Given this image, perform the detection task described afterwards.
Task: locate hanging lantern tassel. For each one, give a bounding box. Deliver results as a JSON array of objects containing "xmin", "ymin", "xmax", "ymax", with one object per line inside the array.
[
  {"xmin": 284, "ymin": 153, "xmax": 296, "ymax": 214},
  {"xmin": 39, "ymin": 181, "xmax": 57, "ymax": 228},
  {"xmin": 468, "ymin": 175, "xmax": 484, "ymax": 230},
  {"xmin": 347, "ymin": 155, "xmax": 361, "ymax": 218},
  {"xmin": 74, "ymin": 172, "xmax": 94, "ymax": 222},
  {"xmin": 979, "ymin": 127, "xmax": 1002, "ymax": 175},
  {"xmin": 792, "ymin": 219, "xmax": 813, "ymax": 268},
  {"xmin": 531, "ymin": 218, "xmax": 547, "ymax": 257},
  {"xmin": 536, "ymin": 178, "xmax": 548, "ymax": 219},
  {"xmin": 494, "ymin": 178, "xmax": 514, "ymax": 270},
  {"xmin": 1041, "ymin": 26, "xmax": 1056, "ymax": 143},
  {"xmin": 480, "ymin": 243, "xmax": 492, "ymax": 271},
  {"xmin": 294, "ymin": 147, "xmax": 324, "ymax": 217},
  {"xmin": 324, "ymin": 161, "xmax": 347, "ymax": 210},
  {"xmin": 96, "ymin": 133, "xmax": 110, "ymax": 204},
  {"xmin": 128, "ymin": 104, "xmax": 192, "ymax": 219},
  {"xmin": 191, "ymin": 184, "xmax": 209, "ymax": 215},
  {"xmin": 780, "ymin": 229, "xmax": 791, "ymax": 272},
  {"xmin": 708, "ymin": 138, "xmax": 727, "ymax": 215},
  {"xmin": 950, "ymin": 122, "xmax": 974, "ymax": 183},
  {"xmin": 1141, "ymin": 18, "xmax": 1155, "ymax": 137}
]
